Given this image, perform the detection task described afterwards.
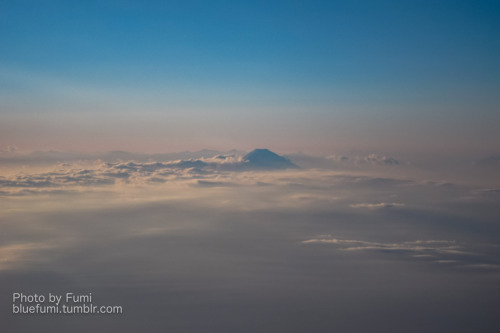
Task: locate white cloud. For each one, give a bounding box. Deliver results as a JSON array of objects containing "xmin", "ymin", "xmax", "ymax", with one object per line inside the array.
[
  {"xmin": 350, "ymin": 202, "xmax": 405, "ymax": 209},
  {"xmin": 301, "ymin": 237, "xmax": 470, "ymax": 260},
  {"xmin": 302, "ymin": 237, "xmax": 457, "ymax": 252}
]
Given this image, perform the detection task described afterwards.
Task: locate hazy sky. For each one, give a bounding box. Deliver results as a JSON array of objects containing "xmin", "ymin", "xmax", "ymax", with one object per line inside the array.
[{"xmin": 1, "ymin": 0, "xmax": 499, "ymax": 154}]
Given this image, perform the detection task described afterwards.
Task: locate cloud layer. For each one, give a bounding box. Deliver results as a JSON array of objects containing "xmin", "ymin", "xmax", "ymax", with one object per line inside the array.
[{"xmin": 1, "ymin": 153, "xmax": 500, "ymax": 332}]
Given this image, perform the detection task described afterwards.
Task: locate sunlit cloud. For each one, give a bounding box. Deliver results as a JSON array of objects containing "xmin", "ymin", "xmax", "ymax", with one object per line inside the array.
[
  {"xmin": 302, "ymin": 237, "xmax": 458, "ymax": 252},
  {"xmin": 0, "ymin": 243, "xmax": 55, "ymax": 271},
  {"xmin": 349, "ymin": 202, "xmax": 405, "ymax": 209}
]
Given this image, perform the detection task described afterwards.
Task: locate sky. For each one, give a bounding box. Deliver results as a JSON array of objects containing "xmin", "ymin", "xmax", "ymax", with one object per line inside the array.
[
  {"xmin": 1, "ymin": 0, "xmax": 499, "ymax": 154},
  {"xmin": 1, "ymin": 2, "xmax": 500, "ymax": 332}
]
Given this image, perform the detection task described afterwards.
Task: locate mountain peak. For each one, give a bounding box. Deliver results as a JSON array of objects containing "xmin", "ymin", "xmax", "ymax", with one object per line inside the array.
[{"xmin": 243, "ymin": 149, "xmax": 297, "ymax": 170}]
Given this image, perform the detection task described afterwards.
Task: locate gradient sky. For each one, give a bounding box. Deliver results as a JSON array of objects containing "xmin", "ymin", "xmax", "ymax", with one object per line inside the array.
[
  {"xmin": 2, "ymin": 3, "xmax": 500, "ymax": 331},
  {"xmin": 1, "ymin": 0, "xmax": 499, "ymax": 154}
]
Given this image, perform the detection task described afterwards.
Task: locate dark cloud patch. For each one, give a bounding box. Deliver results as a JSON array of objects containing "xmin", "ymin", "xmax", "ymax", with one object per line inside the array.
[
  {"xmin": 194, "ymin": 180, "xmax": 233, "ymax": 187},
  {"xmin": 475, "ymin": 155, "xmax": 500, "ymax": 167},
  {"xmin": 0, "ymin": 189, "xmax": 77, "ymax": 196},
  {"xmin": 0, "ymin": 177, "xmax": 54, "ymax": 188},
  {"xmin": 472, "ymin": 188, "xmax": 500, "ymax": 198}
]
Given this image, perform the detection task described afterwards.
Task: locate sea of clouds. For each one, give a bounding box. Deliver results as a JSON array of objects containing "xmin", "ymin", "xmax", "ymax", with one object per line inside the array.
[{"xmin": 1, "ymin": 150, "xmax": 499, "ymax": 332}]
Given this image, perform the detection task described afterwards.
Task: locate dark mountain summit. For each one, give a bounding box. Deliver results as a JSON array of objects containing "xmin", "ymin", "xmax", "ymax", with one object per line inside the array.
[{"xmin": 243, "ymin": 149, "xmax": 298, "ymax": 170}]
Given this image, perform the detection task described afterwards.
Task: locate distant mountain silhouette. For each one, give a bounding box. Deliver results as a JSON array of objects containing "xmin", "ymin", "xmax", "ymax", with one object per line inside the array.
[{"xmin": 242, "ymin": 149, "xmax": 298, "ymax": 170}]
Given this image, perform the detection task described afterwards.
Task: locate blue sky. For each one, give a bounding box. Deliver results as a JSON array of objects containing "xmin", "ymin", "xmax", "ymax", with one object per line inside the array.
[{"xmin": 1, "ymin": 0, "xmax": 499, "ymax": 153}]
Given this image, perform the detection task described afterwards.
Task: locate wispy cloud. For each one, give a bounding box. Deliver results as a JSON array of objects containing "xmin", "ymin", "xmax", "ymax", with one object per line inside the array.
[
  {"xmin": 350, "ymin": 202, "xmax": 405, "ymax": 209},
  {"xmin": 327, "ymin": 154, "xmax": 400, "ymax": 166},
  {"xmin": 301, "ymin": 236, "xmax": 500, "ymax": 271},
  {"xmin": 302, "ymin": 237, "xmax": 458, "ymax": 253}
]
